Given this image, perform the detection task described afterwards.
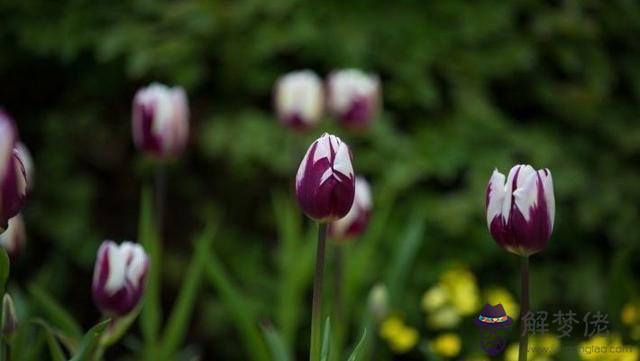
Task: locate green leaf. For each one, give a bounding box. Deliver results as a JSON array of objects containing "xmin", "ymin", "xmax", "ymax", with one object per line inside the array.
[
  {"xmin": 320, "ymin": 317, "xmax": 331, "ymax": 361},
  {"xmin": 261, "ymin": 323, "xmax": 291, "ymax": 361},
  {"xmin": 159, "ymin": 223, "xmax": 216, "ymax": 357},
  {"xmin": 139, "ymin": 184, "xmax": 162, "ymax": 352},
  {"xmin": 385, "ymin": 215, "xmax": 425, "ymax": 305},
  {"xmin": 205, "ymin": 249, "xmax": 269, "ymax": 361},
  {"xmin": 346, "ymin": 329, "xmax": 367, "ymax": 361},
  {"xmin": 28, "ymin": 285, "xmax": 83, "ymax": 341},
  {"xmin": 31, "ymin": 319, "xmax": 67, "ymax": 361},
  {"xmin": 0, "ymin": 248, "xmax": 9, "ymax": 295},
  {"xmin": 69, "ymin": 319, "xmax": 110, "ymax": 361}
]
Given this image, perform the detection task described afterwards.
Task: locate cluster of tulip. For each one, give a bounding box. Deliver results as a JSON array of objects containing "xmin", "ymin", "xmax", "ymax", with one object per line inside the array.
[
  {"xmin": 275, "ymin": 69, "xmax": 380, "ymax": 131},
  {"xmin": 0, "ymin": 66, "xmax": 559, "ymax": 359}
]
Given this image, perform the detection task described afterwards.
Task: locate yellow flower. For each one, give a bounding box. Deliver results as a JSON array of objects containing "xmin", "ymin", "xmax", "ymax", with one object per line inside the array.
[
  {"xmin": 422, "ymin": 285, "xmax": 448, "ymax": 312},
  {"xmin": 441, "ymin": 267, "xmax": 480, "ymax": 316},
  {"xmin": 578, "ymin": 335, "xmax": 612, "ymax": 360},
  {"xmin": 485, "ymin": 287, "xmax": 520, "ymax": 320},
  {"xmin": 504, "ymin": 343, "xmax": 519, "ymax": 361},
  {"xmin": 431, "ymin": 333, "xmax": 461, "ymax": 358},
  {"xmin": 389, "ymin": 327, "xmax": 419, "ymax": 354},
  {"xmin": 380, "ymin": 316, "xmax": 404, "ymax": 340},
  {"xmin": 427, "ymin": 306, "xmax": 461, "ymax": 329},
  {"xmin": 621, "ymin": 303, "xmax": 637, "ymax": 325},
  {"xmin": 379, "ymin": 315, "xmax": 419, "ymax": 354}
]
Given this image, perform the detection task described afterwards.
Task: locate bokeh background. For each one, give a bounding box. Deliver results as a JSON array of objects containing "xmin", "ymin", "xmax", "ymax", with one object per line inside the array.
[{"xmin": 1, "ymin": 0, "xmax": 640, "ymax": 360}]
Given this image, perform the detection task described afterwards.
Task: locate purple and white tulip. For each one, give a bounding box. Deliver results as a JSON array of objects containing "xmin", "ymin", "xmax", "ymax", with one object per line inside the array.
[
  {"xmin": 274, "ymin": 70, "xmax": 324, "ymax": 130},
  {"xmin": 486, "ymin": 164, "xmax": 555, "ymax": 256},
  {"xmin": 0, "ymin": 215, "xmax": 25, "ymax": 260},
  {"xmin": 329, "ymin": 176, "xmax": 372, "ymax": 241},
  {"xmin": 327, "ymin": 69, "xmax": 380, "ymax": 129},
  {"xmin": 92, "ymin": 241, "xmax": 149, "ymax": 316},
  {"xmin": 0, "ymin": 110, "xmax": 28, "ymax": 232},
  {"xmin": 132, "ymin": 83, "xmax": 189, "ymax": 159},
  {"xmin": 295, "ymin": 133, "xmax": 355, "ymax": 222},
  {"xmin": 14, "ymin": 143, "xmax": 33, "ymax": 192}
]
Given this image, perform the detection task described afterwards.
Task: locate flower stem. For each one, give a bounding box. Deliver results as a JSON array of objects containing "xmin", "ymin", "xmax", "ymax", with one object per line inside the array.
[
  {"xmin": 518, "ymin": 256, "xmax": 530, "ymax": 361},
  {"xmin": 309, "ymin": 223, "xmax": 328, "ymax": 361},
  {"xmin": 154, "ymin": 164, "xmax": 167, "ymax": 232},
  {"xmin": 331, "ymin": 245, "xmax": 345, "ymax": 361}
]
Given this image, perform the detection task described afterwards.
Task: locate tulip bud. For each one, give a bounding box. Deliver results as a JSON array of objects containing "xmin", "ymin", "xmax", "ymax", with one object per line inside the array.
[
  {"xmin": 14, "ymin": 143, "xmax": 34, "ymax": 192},
  {"xmin": 132, "ymin": 83, "xmax": 189, "ymax": 159},
  {"xmin": 0, "ymin": 215, "xmax": 25, "ymax": 261},
  {"xmin": 274, "ymin": 70, "xmax": 324, "ymax": 130},
  {"xmin": 328, "ymin": 176, "xmax": 372, "ymax": 241},
  {"xmin": 92, "ymin": 241, "xmax": 149, "ymax": 316},
  {"xmin": 295, "ymin": 133, "xmax": 355, "ymax": 222},
  {"xmin": 368, "ymin": 283, "xmax": 389, "ymax": 322},
  {"xmin": 327, "ymin": 69, "xmax": 380, "ymax": 129},
  {"xmin": 486, "ymin": 164, "xmax": 555, "ymax": 256},
  {"xmin": 1, "ymin": 294, "xmax": 17, "ymax": 340},
  {"xmin": 0, "ymin": 109, "xmax": 27, "ymax": 232}
]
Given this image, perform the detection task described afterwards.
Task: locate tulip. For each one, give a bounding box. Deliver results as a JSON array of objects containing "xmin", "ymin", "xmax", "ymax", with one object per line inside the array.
[
  {"xmin": 14, "ymin": 142, "xmax": 34, "ymax": 191},
  {"xmin": 92, "ymin": 241, "xmax": 149, "ymax": 316},
  {"xmin": 295, "ymin": 133, "xmax": 355, "ymax": 222},
  {"xmin": 0, "ymin": 215, "xmax": 25, "ymax": 260},
  {"xmin": 485, "ymin": 164, "xmax": 555, "ymax": 256},
  {"xmin": 328, "ymin": 176, "xmax": 372, "ymax": 241},
  {"xmin": 327, "ymin": 69, "xmax": 380, "ymax": 129},
  {"xmin": 132, "ymin": 83, "xmax": 189, "ymax": 159},
  {"xmin": 0, "ymin": 110, "xmax": 28, "ymax": 232},
  {"xmin": 486, "ymin": 164, "xmax": 555, "ymax": 361},
  {"xmin": 274, "ymin": 70, "xmax": 324, "ymax": 130}
]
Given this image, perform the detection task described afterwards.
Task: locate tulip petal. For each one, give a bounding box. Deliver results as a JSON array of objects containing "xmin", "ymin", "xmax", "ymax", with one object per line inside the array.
[{"xmin": 486, "ymin": 169, "xmax": 505, "ymax": 228}]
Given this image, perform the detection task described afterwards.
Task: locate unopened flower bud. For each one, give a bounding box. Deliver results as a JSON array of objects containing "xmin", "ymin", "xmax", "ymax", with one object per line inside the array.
[
  {"xmin": 0, "ymin": 109, "xmax": 28, "ymax": 232},
  {"xmin": 274, "ymin": 70, "xmax": 324, "ymax": 130},
  {"xmin": 329, "ymin": 176, "xmax": 372, "ymax": 241},
  {"xmin": 295, "ymin": 133, "xmax": 355, "ymax": 222},
  {"xmin": 368, "ymin": 283, "xmax": 389, "ymax": 322},
  {"xmin": 486, "ymin": 164, "xmax": 555, "ymax": 256},
  {"xmin": 14, "ymin": 143, "xmax": 34, "ymax": 192},
  {"xmin": 132, "ymin": 83, "xmax": 189, "ymax": 159},
  {"xmin": 92, "ymin": 241, "xmax": 149, "ymax": 316},
  {"xmin": 0, "ymin": 215, "xmax": 25, "ymax": 261},
  {"xmin": 327, "ymin": 69, "xmax": 380, "ymax": 129},
  {"xmin": 1, "ymin": 294, "xmax": 17, "ymax": 340}
]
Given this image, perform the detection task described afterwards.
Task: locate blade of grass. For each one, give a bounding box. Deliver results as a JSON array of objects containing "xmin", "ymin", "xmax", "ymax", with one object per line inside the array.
[
  {"xmin": 320, "ymin": 317, "xmax": 331, "ymax": 361},
  {"xmin": 28, "ymin": 285, "xmax": 82, "ymax": 341},
  {"xmin": 272, "ymin": 192, "xmax": 302, "ymax": 347},
  {"xmin": 31, "ymin": 319, "xmax": 67, "ymax": 361},
  {"xmin": 205, "ymin": 248, "xmax": 269, "ymax": 361},
  {"xmin": 158, "ymin": 223, "xmax": 216, "ymax": 357},
  {"xmin": 139, "ymin": 185, "xmax": 162, "ymax": 353},
  {"xmin": 261, "ymin": 323, "xmax": 291, "ymax": 361},
  {"xmin": 69, "ymin": 319, "xmax": 110, "ymax": 361},
  {"xmin": 346, "ymin": 329, "xmax": 367, "ymax": 361}
]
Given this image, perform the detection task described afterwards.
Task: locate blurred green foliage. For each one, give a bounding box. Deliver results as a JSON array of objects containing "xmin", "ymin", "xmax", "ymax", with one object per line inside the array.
[{"xmin": 1, "ymin": 0, "xmax": 640, "ymax": 359}]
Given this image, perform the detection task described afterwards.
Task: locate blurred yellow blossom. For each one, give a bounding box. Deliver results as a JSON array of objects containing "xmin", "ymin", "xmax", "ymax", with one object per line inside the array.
[
  {"xmin": 421, "ymin": 266, "xmax": 480, "ymax": 330},
  {"xmin": 427, "ymin": 306, "xmax": 461, "ymax": 329},
  {"xmin": 379, "ymin": 315, "xmax": 419, "ymax": 354},
  {"xmin": 441, "ymin": 267, "xmax": 480, "ymax": 315},
  {"xmin": 485, "ymin": 287, "xmax": 520, "ymax": 320},
  {"xmin": 422, "ymin": 284, "xmax": 448, "ymax": 312},
  {"xmin": 578, "ymin": 334, "xmax": 638, "ymax": 361},
  {"xmin": 505, "ymin": 334, "xmax": 561, "ymax": 361},
  {"xmin": 431, "ymin": 333, "xmax": 461, "ymax": 358},
  {"xmin": 621, "ymin": 303, "xmax": 637, "ymax": 326}
]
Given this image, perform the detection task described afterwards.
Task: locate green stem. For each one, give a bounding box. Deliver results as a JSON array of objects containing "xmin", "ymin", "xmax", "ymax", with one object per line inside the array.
[
  {"xmin": 154, "ymin": 164, "xmax": 167, "ymax": 232},
  {"xmin": 331, "ymin": 245, "xmax": 345, "ymax": 361},
  {"xmin": 309, "ymin": 223, "xmax": 328, "ymax": 361},
  {"xmin": 518, "ymin": 256, "xmax": 530, "ymax": 361}
]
